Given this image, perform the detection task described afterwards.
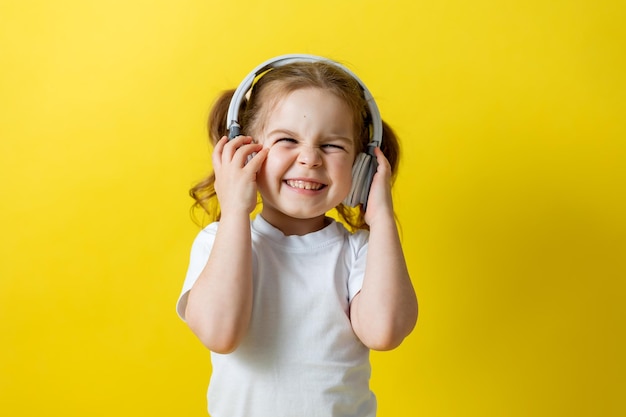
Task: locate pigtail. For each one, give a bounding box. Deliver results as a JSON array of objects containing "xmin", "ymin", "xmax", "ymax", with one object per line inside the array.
[
  {"xmin": 189, "ymin": 89, "xmax": 238, "ymax": 225},
  {"xmin": 208, "ymin": 89, "xmax": 236, "ymax": 144},
  {"xmin": 380, "ymin": 119, "xmax": 400, "ymax": 185}
]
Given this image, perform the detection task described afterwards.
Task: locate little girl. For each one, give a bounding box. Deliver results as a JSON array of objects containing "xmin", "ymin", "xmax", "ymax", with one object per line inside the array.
[{"xmin": 177, "ymin": 54, "xmax": 418, "ymax": 417}]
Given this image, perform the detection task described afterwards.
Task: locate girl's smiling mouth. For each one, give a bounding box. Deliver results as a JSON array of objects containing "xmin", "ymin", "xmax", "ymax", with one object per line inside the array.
[{"xmin": 284, "ymin": 179, "xmax": 327, "ymax": 191}]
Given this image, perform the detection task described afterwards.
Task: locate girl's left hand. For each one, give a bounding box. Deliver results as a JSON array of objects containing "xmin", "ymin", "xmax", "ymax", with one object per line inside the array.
[{"xmin": 363, "ymin": 147, "xmax": 394, "ymax": 226}]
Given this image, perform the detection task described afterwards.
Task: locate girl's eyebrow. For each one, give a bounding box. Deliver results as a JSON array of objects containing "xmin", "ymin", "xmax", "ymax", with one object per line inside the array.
[{"xmin": 267, "ymin": 128, "xmax": 298, "ymax": 138}]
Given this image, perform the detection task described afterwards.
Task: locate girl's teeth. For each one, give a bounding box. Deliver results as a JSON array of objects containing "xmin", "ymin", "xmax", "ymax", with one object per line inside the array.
[{"xmin": 287, "ymin": 180, "xmax": 322, "ymax": 190}]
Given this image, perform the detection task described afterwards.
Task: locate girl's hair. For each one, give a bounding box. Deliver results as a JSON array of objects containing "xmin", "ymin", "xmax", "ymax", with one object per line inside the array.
[{"xmin": 190, "ymin": 61, "xmax": 400, "ymax": 231}]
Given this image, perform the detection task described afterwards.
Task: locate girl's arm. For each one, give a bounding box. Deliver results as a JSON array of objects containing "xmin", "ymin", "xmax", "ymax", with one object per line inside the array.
[
  {"xmin": 350, "ymin": 147, "xmax": 418, "ymax": 351},
  {"xmin": 184, "ymin": 136, "xmax": 268, "ymax": 354}
]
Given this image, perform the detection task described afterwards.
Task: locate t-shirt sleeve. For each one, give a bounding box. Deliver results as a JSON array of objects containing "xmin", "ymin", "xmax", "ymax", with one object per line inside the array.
[
  {"xmin": 347, "ymin": 229, "xmax": 369, "ymax": 303},
  {"xmin": 176, "ymin": 223, "xmax": 218, "ymax": 321}
]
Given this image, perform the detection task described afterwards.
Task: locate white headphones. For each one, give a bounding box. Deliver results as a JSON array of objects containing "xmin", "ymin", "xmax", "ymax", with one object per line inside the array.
[{"xmin": 226, "ymin": 54, "xmax": 383, "ymax": 209}]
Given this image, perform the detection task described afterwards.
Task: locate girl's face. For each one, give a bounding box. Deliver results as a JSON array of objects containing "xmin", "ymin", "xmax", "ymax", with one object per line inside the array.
[{"xmin": 253, "ymin": 87, "xmax": 357, "ymax": 235}]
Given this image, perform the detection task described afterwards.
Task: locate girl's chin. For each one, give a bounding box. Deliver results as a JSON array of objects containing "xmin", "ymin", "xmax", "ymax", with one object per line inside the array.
[{"xmin": 266, "ymin": 209, "xmax": 327, "ymax": 221}]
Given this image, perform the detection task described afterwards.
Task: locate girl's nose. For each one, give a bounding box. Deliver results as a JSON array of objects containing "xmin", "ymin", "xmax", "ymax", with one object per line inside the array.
[{"xmin": 297, "ymin": 146, "xmax": 322, "ymax": 168}]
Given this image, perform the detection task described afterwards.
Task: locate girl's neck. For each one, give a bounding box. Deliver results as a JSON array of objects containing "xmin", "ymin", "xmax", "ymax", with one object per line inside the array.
[{"xmin": 259, "ymin": 210, "xmax": 329, "ymax": 236}]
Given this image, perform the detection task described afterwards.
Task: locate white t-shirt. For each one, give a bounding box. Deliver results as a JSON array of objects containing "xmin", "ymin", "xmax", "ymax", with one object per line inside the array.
[{"xmin": 177, "ymin": 215, "xmax": 376, "ymax": 417}]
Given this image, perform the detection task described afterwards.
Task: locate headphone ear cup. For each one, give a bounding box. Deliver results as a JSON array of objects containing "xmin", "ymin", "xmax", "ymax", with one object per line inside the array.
[{"xmin": 343, "ymin": 153, "xmax": 371, "ymax": 207}]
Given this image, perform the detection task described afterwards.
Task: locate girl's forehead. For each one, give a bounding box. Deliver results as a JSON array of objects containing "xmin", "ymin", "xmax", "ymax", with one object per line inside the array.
[
  {"xmin": 261, "ymin": 88, "xmax": 353, "ymax": 120},
  {"xmin": 265, "ymin": 89, "xmax": 353, "ymax": 126}
]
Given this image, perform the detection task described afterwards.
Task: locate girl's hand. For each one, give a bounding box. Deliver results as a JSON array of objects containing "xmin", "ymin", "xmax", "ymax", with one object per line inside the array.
[
  {"xmin": 363, "ymin": 147, "xmax": 394, "ymax": 226},
  {"xmin": 212, "ymin": 136, "xmax": 268, "ymax": 216}
]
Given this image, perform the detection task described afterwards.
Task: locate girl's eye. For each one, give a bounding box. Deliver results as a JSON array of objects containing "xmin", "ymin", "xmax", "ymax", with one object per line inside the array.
[
  {"xmin": 321, "ymin": 143, "xmax": 346, "ymax": 151},
  {"xmin": 276, "ymin": 138, "xmax": 297, "ymax": 144}
]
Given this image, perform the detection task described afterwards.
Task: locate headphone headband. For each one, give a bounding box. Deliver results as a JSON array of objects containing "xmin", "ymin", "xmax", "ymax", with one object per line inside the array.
[{"xmin": 226, "ymin": 53, "xmax": 383, "ymax": 153}]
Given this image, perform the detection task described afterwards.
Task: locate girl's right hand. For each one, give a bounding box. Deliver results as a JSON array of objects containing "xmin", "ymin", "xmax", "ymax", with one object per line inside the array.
[{"xmin": 212, "ymin": 135, "xmax": 268, "ymax": 216}]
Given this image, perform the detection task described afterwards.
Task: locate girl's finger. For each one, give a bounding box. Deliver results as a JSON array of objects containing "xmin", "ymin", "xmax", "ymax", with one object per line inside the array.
[
  {"xmin": 373, "ymin": 147, "xmax": 391, "ymax": 176},
  {"xmin": 243, "ymin": 146, "xmax": 269, "ymax": 171},
  {"xmin": 232, "ymin": 143, "xmax": 263, "ymax": 165},
  {"xmin": 222, "ymin": 136, "xmax": 253, "ymax": 162}
]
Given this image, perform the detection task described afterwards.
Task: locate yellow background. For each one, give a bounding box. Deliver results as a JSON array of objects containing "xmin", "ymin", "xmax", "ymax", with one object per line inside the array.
[{"xmin": 1, "ymin": 0, "xmax": 624, "ymax": 416}]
